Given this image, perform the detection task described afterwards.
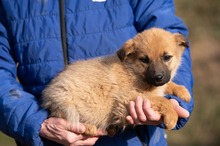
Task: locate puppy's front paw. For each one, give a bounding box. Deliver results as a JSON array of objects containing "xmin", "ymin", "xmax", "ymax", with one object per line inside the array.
[
  {"xmin": 163, "ymin": 109, "xmax": 178, "ymax": 130},
  {"xmin": 151, "ymin": 97, "xmax": 178, "ymax": 130},
  {"xmin": 174, "ymin": 86, "xmax": 191, "ymax": 102}
]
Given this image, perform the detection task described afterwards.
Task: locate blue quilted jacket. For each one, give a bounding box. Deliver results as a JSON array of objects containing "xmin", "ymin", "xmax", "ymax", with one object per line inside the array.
[{"xmin": 0, "ymin": 0, "xmax": 194, "ymax": 146}]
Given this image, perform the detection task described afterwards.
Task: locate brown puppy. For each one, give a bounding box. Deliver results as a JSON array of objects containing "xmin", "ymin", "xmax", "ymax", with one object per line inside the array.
[{"xmin": 42, "ymin": 28, "xmax": 191, "ymax": 136}]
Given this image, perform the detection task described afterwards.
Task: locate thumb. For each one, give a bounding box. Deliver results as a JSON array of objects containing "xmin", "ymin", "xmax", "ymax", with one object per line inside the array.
[{"xmin": 169, "ymin": 99, "xmax": 190, "ymax": 118}]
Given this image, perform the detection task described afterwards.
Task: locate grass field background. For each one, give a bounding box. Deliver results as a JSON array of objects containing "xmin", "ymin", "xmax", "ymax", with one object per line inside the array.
[{"xmin": 1, "ymin": 0, "xmax": 220, "ymax": 145}]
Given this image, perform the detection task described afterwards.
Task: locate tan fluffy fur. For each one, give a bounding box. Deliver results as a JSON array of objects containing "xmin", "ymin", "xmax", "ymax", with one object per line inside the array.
[{"xmin": 42, "ymin": 28, "xmax": 191, "ymax": 136}]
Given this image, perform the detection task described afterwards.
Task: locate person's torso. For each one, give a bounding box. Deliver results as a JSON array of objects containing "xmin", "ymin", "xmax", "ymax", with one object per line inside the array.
[
  {"xmin": 1, "ymin": 1, "xmax": 167, "ymax": 145},
  {"xmin": 1, "ymin": 0, "xmax": 137, "ymax": 96}
]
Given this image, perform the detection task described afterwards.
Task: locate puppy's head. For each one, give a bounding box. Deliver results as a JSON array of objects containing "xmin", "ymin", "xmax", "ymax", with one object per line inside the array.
[{"xmin": 117, "ymin": 28, "xmax": 188, "ymax": 86}]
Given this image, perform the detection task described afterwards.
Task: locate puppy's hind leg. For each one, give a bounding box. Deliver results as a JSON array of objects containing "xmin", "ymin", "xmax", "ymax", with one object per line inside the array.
[
  {"xmin": 61, "ymin": 103, "xmax": 101, "ymax": 136},
  {"xmin": 83, "ymin": 124, "xmax": 100, "ymax": 136},
  {"xmin": 53, "ymin": 103, "xmax": 81, "ymax": 130}
]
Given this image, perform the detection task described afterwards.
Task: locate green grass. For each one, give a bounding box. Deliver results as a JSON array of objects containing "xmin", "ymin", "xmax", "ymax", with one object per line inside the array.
[{"xmin": 0, "ymin": 132, "xmax": 16, "ymax": 146}]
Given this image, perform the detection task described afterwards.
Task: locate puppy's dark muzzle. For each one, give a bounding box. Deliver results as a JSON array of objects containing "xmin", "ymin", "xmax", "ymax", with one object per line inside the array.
[
  {"xmin": 145, "ymin": 62, "xmax": 171, "ymax": 86},
  {"xmin": 147, "ymin": 73, "xmax": 170, "ymax": 86}
]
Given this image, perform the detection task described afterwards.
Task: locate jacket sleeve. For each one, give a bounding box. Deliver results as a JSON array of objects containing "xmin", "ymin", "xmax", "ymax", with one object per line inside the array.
[
  {"xmin": 0, "ymin": 12, "xmax": 49, "ymax": 146},
  {"xmin": 130, "ymin": 0, "xmax": 194, "ymax": 129}
]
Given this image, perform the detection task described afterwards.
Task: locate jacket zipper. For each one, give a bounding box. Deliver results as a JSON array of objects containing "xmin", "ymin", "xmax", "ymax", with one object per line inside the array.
[{"xmin": 59, "ymin": 0, "xmax": 68, "ymax": 66}]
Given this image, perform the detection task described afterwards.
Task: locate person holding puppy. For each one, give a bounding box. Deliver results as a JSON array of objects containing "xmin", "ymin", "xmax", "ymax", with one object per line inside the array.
[{"xmin": 0, "ymin": 0, "xmax": 194, "ymax": 146}]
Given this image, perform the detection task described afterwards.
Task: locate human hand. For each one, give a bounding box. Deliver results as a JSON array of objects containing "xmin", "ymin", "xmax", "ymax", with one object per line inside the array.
[
  {"xmin": 40, "ymin": 117, "xmax": 103, "ymax": 146},
  {"xmin": 126, "ymin": 96, "xmax": 189, "ymax": 125}
]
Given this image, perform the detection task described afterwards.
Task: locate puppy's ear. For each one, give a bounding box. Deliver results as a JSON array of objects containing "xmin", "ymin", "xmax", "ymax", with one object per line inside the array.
[
  {"xmin": 117, "ymin": 39, "xmax": 134, "ymax": 62},
  {"xmin": 174, "ymin": 33, "xmax": 189, "ymax": 48}
]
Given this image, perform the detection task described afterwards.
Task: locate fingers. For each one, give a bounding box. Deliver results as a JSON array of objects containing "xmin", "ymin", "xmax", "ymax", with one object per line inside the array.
[
  {"xmin": 135, "ymin": 96, "xmax": 147, "ymax": 122},
  {"xmin": 46, "ymin": 118, "xmax": 85, "ymax": 134},
  {"xmin": 142, "ymin": 99, "xmax": 161, "ymax": 122},
  {"xmin": 62, "ymin": 131, "xmax": 85, "ymax": 145},
  {"xmin": 127, "ymin": 97, "xmax": 144, "ymax": 124},
  {"xmin": 60, "ymin": 131, "xmax": 99, "ymax": 146},
  {"xmin": 127, "ymin": 97, "xmax": 162, "ymax": 125},
  {"xmin": 40, "ymin": 117, "xmax": 100, "ymax": 146},
  {"xmin": 41, "ymin": 119, "xmax": 84, "ymax": 144},
  {"xmin": 71, "ymin": 137, "xmax": 99, "ymax": 146},
  {"xmin": 128, "ymin": 100, "xmax": 137, "ymax": 123},
  {"xmin": 67, "ymin": 122, "xmax": 85, "ymax": 134},
  {"xmin": 126, "ymin": 97, "xmax": 190, "ymax": 129},
  {"xmin": 169, "ymin": 99, "xmax": 190, "ymax": 118},
  {"xmin": 126, "ymin": 115, "xmax": 135, "ymax": 125}
]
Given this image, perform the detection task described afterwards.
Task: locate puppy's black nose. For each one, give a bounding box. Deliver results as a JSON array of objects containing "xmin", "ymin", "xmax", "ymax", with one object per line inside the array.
[{"xmin": 154, "ymin": 74, "xmax": 163, "ymax": 82}]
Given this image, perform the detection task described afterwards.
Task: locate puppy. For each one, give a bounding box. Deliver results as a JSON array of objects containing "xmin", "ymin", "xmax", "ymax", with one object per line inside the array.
[{"xmin": 42, "ymin": 28, "xmax": 191, "ymax": 136}]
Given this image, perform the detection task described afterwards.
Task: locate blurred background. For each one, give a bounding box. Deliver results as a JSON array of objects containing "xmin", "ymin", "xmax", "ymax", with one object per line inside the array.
[
  {"xmin": 168, "ymin": 0, "xmax": 220, "ymax": 146},
  {"xmin": 1, "ymin": 0, "xmax": 220, "ymax": 145}
]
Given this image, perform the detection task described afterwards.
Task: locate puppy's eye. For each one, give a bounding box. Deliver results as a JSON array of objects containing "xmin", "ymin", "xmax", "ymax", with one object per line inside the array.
[
  {"xmin": 139, "ymin": 56, "xmax": 150, "ymax": 64},
  {"xmin": 163, "ymin": 55, "xmax": 173, "ymax": 62}
]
